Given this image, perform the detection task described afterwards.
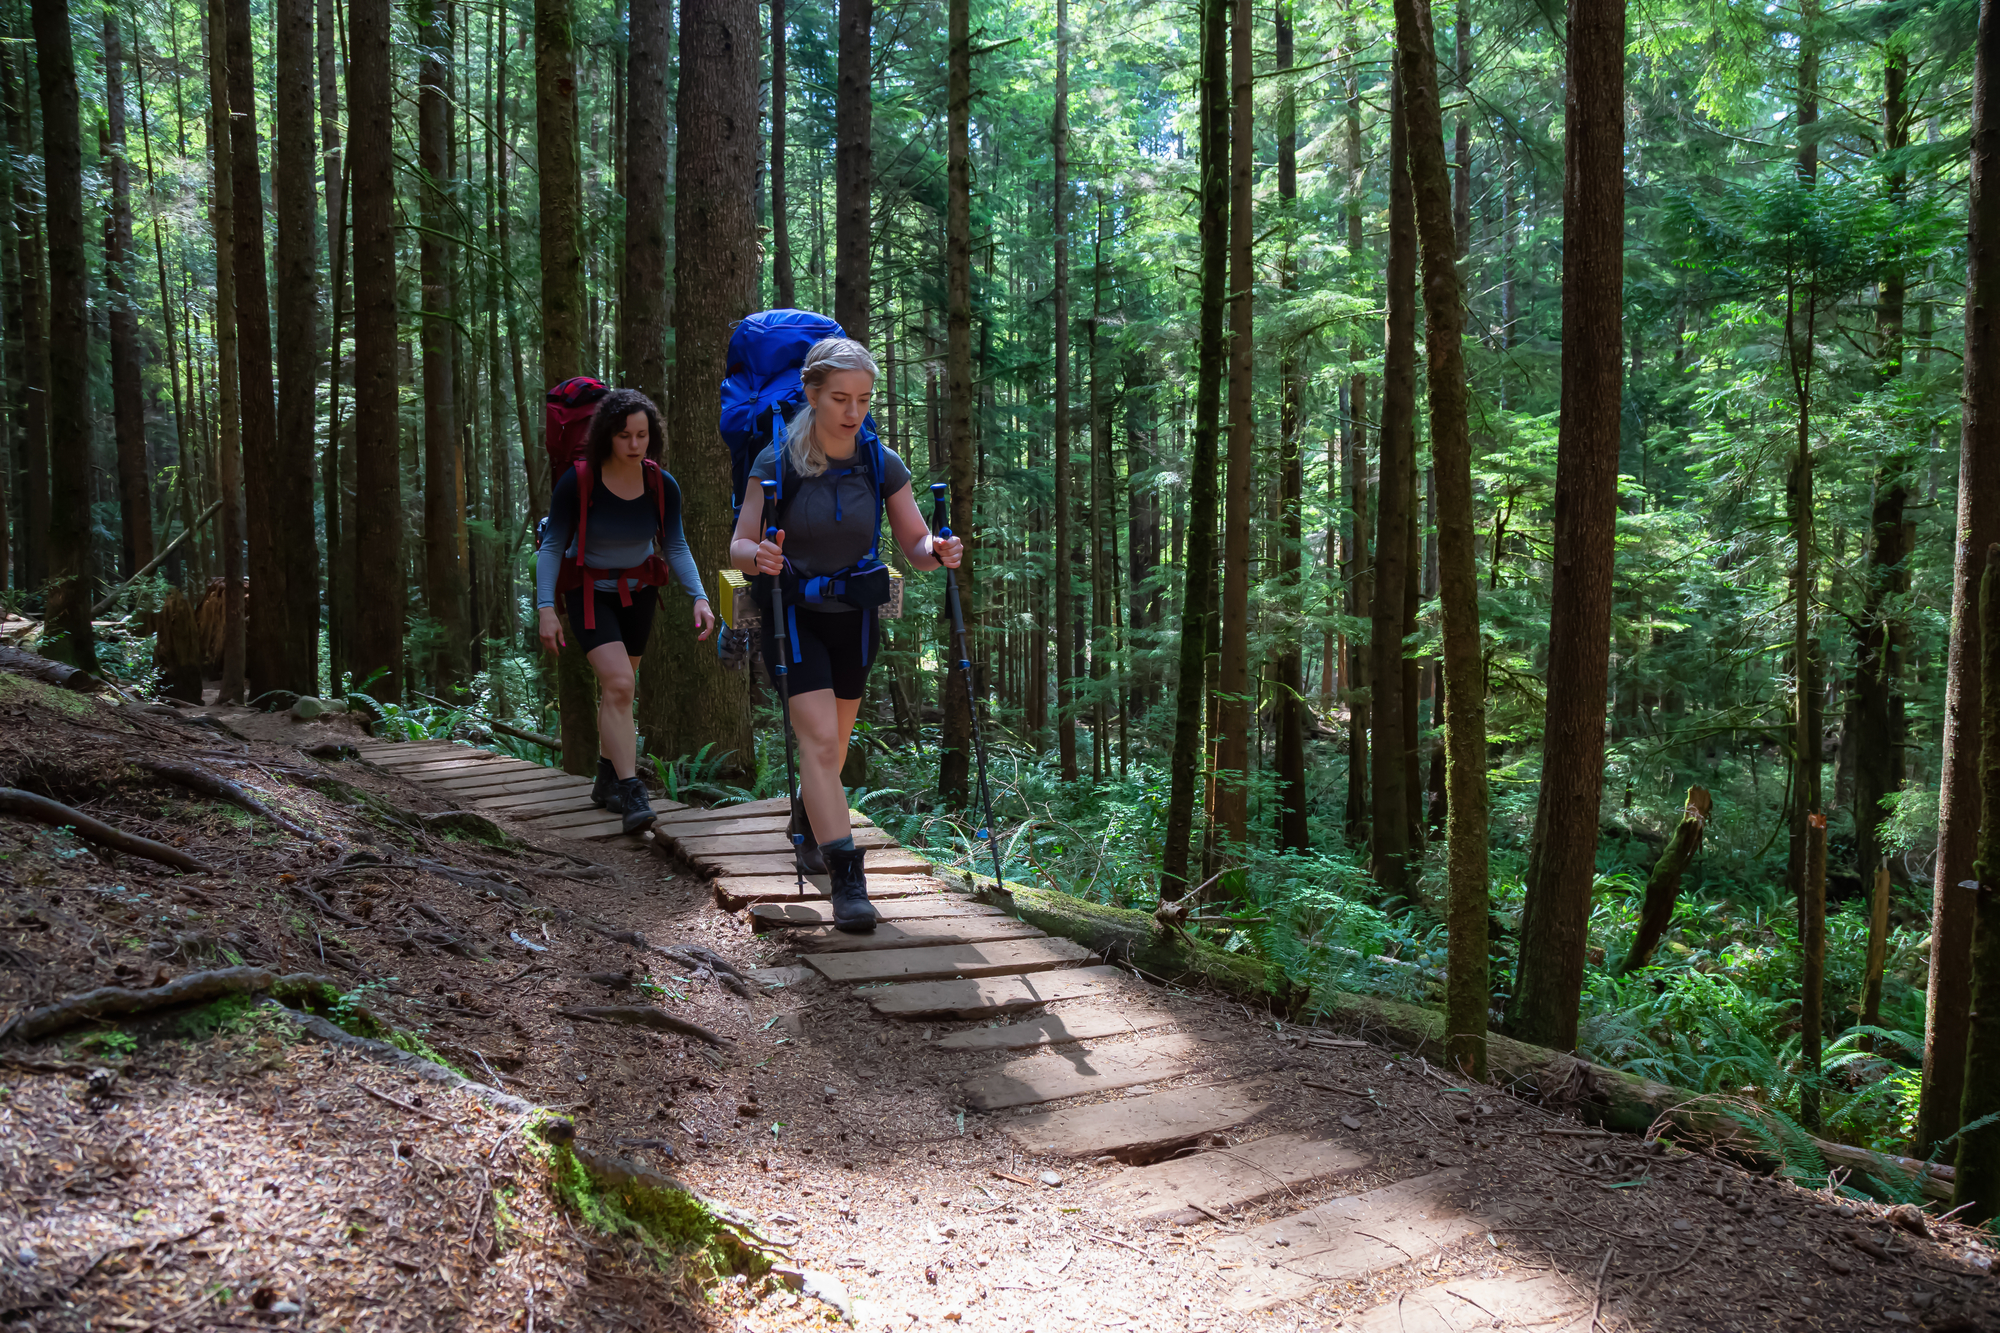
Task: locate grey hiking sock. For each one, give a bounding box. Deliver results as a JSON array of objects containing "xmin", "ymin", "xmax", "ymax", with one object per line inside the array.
[{"xmin": 822, "ymin": 835, "xmax": 856, "ymax": 853}]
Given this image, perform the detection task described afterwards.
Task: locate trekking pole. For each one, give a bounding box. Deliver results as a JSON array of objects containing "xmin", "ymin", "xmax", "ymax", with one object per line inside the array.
[
  {"xmin": 930, "ymin": 482, "xmax": 1007, "ymax": 892},
  {"xmin": 762, "ymin": 480, "xmax": 807, "ymax": 898}
]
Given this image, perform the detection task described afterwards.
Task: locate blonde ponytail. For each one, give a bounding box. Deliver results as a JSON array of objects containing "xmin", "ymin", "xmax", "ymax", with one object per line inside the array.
[{"xmin": 784, "ymin": 337, "xmax": 879, "ymax": 477}]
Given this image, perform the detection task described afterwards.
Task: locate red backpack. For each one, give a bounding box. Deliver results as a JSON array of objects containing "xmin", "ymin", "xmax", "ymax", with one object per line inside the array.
[
  {"xmin": 552, "ymin": 458, "xmax": 680, "ymax": 630},
  {"xmin": 545, "ymin": 377, "xmax": 609, "ymax": 486}
]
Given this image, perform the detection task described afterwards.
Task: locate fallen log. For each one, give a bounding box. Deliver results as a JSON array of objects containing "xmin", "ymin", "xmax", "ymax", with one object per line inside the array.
[
  {"xmin": 558, "ymin": 1004, "xmax": 730, "ymax": 1048},
  {"xmin": 1314, "ymin": 988, "xmax": 1952, "ymax": 1203},
  {"xmin": 489, "ymin": 718, "xmax": 561, "ymax": 751},
  {"xmin": 0, "ymin": 788, "xmax": 214, "ymax": 874},
  {"xmin": 1619, "ymin": 786, "xmax": 1713, "ymax": 975},
  {"xmin": 0, "ymin": 644, "xmax": 107, "ymax": 693},
  {"xmin": 137, "ymin": 759, "xmax": 321, "ymax": 841},
  {"xmin": 1, "ymin": 967, "xmax": 343, "ymax": 1043}
]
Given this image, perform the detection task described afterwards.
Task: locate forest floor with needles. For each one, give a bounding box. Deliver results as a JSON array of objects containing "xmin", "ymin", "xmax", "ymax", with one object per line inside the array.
[{"xmin": 0, "ymin": 662, "xmax": 1995, "ymax": 1332}]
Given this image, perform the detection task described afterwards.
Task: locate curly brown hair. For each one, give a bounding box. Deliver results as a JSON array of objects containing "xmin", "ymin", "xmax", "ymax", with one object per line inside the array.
[{"xmin": 583, "ymin": 387, "xmax": 665, "ymax": 471}]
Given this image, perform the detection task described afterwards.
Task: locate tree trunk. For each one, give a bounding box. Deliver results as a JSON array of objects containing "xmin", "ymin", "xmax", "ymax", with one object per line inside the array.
[
  {"xmin": 1618, "ymin": 786, "xmax": 1712, "ymax": 975},
  {"xmin": 938, "ymin": 0, "xmax": 974, "ymax": 808},
  {"xmin": 1509, "ymin": 0, "xmax": 1625, "ymax": 1052},
  {"xmin": 1274, "ymin": 0, "xmax": 1307, "ymax": 855},
  {"xmin": 103, "ymin": 10, "xmax": 151, "ymax": 580},
  {"xmin": 1160, "ymin": 0, "xmax": 1228, "ymax": 900},
  {"xmin": 1051, "ymin": 0, "xmax": 1077, "ymax": 783},
  {"xmin": 1394, "ymin": 0, "xmax": 1486, "ymax": 1079},
  {"xmin": 226, "ymin": 0, "xmax": 296, "ymax": 693},
  {"xmin": 770, "ymin": 0, "xmax": 793, "ymax": 309},
  {"xmin": 1452, "ymin": 0, "xmax": 1471, "ymax": 258},
  {"xmin": 273, "ymin": 0, "xmax": 317, "ymax": 687},
  {"xmin": 833, "ymin": 0, "xmax": 871, "ymax": 340},
  {"xmin": 318, "ymin": 0, "xmax": 346, "ymax": 687},
  {"xmin": 32, "ymin": 0, "xmax": 94, "ymax": 671},
  {"xmin": 7, "ymin": 44, "xmax": 47, "ymax": 597},
  {"xmin": 1955, "ymin": 540, "xmax": 2000, "ymax": 1222},
  {"xmin": 1928, "ymin": 0, "xmax": 2000, "ymax": 1160},
  {"xmin": 1861, "ymin": 865, "xmax": 1891, "ymax": 1052},
  {"xmin": 348, "ymin": 0, "xmax": 402, "ymax": 701},
  {"xmin": 647, "ymin": 0, "xmax": 756, "ymax": 774},
  {"xmin": 1370, "ymin": 66, "xmax": 1415, "ymax": 897},
  {"xmin": 419, "ymin": 0, "xmax": 467, "ymax": 692},
  {"xmin": 1214, "ymin": 0, "xmax": 1255, "ymax": 853},
  {"xmin": 1343, "ymin": 40, "xmax": 1370, "ymax": 852},
  {"xmin": 623, "ymin": 0, "xmax": 670, "ymax": 402},
  {"xmin": 206, "ymin": 0, "xmax": 246, "ymax": 702}
]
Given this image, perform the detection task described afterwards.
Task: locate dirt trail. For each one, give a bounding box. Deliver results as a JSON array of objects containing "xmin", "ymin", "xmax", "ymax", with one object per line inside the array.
[{"xmin": 0, "ymin": 677, "xmax": 1994, "ymax": 1332}]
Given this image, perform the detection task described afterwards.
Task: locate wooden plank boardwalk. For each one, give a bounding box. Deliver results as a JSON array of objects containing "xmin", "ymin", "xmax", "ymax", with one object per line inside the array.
[{"xmin": 356, "ymin": 740, "xmax": 1577, "ymax": 1323}]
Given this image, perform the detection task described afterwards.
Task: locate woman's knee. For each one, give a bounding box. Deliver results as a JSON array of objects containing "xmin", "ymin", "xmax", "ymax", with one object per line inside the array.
[{"xmin": 598, "ymin": 671, "xmax": 636, "ymax": 709}]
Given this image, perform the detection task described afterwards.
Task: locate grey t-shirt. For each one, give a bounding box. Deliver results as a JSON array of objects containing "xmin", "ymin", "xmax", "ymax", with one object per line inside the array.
[{"xmin": 749, "ymin": 441, "xmax": 913, "ymax": 611}]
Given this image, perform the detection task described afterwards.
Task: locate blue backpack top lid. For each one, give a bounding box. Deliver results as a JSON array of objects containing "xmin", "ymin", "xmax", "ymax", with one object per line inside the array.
[{"xmin": 721, "ymin": 308, "xmax": 849, "ymax": 507}]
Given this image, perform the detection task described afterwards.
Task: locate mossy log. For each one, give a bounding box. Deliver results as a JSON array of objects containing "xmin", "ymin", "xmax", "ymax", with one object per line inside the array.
[
  {"xmin": 1316, "ymin": 988, "xmax": 1950, "ymax": 1202},
  {"xmin": 950, "ymin": 876, "xmax": 1284, "ymax": 1005},
  {"xmin": 0, "ymin": 643, "xmax": 107, "ymax": 693},
  {"xmin": 1, "ymin": 966, "xmax": 344, "ymax": 1043},
  {"xmin": 1618, "ymin": 785, "xmax": 1712, "ymax": 975}
]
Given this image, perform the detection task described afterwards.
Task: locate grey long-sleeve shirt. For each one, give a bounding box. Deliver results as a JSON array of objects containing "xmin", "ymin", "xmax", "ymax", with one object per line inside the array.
[{"xmin": 535, "ymin": 464, "xmax": 706, "ymax": 608}]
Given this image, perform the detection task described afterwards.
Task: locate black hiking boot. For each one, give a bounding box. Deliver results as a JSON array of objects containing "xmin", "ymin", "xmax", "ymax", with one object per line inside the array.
[
  {"xmin": 613, "ymin": 777, "xmax": 658, "ymax": 834},
  {"xmin": 825, "ymin": 847, "xmax": 876, "ymax": 933},
  {"xmin": 790, "ymin": 792, "xmax": 827, "ymax": 875},
  {"xmin": 591, "ymin": 756, "xmax": 617, "ymax": 808}
]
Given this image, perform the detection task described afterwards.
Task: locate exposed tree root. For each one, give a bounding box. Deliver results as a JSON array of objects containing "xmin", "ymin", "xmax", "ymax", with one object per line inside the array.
[
  {"xmin": 1, "ymin": 966, "xmax": 343, "ymax": 1043},
  {"xmin": 0, "ymin": 788, "xmax": 214, "ymax": 875},
  {"xmin": 136, "ymin": 759, "xmax": 322, "ymax": 840},
  {"xmin": 558, "ymin": 1005, "xmax": 730, "ymax": 1047}
]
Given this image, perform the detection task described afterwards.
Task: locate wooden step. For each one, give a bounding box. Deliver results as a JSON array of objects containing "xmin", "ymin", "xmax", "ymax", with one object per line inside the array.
[
  {"xmin": 425, "ymin": 771, "xmax": 589, "ymax": 797},
  {"xmin": 356, "ymin": 741, "xmax": 460, "ymax": 759},
  {"xmin": 714, "ymin": 875, "xmax": 943, "ymax": 910},
  {"xmin": 398, "ymin": 756, "xmax": 536, "ymax": 778},
  {"xmin": 363, "ymin": 746, "xmax": 476, "ymax": 767},
  {"xmin": 1005, "ymin": 1081, "xmax": 1271, "ymax": 1163},
  {"xmin": 865, "ymin": 964, "xmax": 1135, "ymax": 1020},
  {"xmin": 930, "ymin": 1005, "xmax": 1174, "ymax": 1053},
  {"xmin": 652, "ymin": 796, "xmax": 794, "ymax": 826},
  {"xmin": 669, "ymin": 826, "xmax": 900, "ymax": 862},
  {"xmin": 569, "ymin": 818, "xmax": 650, "ymax": 842},
  {"xmin": 956, "ymin": 1034, "xmax": 1196, "ymax": 1111},
  {"xmin": 1347, "ymin": 1274, "xmax": 1586, "ymax": 1332},
  {"xmin": 1092, "ymin": 1133, "xmax": 1368, "ymax": 1224},
  {"xmin": 519, "ymin": 801, "xmax": 688, "ymax": 832},
  {"xmin": 477, "ymin": 789, "xmax": 609, "ymax": 817},
  {"xmin": 665, "ymin": 812, "xmax": 875, "ymax": 838},
  {"xmin": 703, "ymin": 849, "xmax": 930, "ymax": 879},
  {"xmin": 805, "ymin": 937, "xmax": 1092, "ymax": 985},
  {"xmin": 750, "ymin": 899, "xmax": 1004, "ymax": 930},
  {"xmin": 1205, "ymin": 1170, "xmax": 1490, "ymax": 1311},
  {"xmin": 785, "ymin": 917, "xmax": 1046, "ymax": 953}
]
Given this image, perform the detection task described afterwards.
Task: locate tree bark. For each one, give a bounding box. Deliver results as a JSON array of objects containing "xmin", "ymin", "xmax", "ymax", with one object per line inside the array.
[
  {"xmin": 1274, "ymin": 0, "xmax": 1307, "ymax": 855},
  {"xmin": 1160, "ymin": 0, "xmax": 1228, "ymax": 900},
  {"xmin": 770, "ymin": 0, "xmax": 794, "ymax": 309},
  {"xmin": 273, "ymin": 0, "xmax": 318, "ymax": 688},
  {"xmin": 623, "ymin": 0, "xmax": 670, "ymax": 403},
  {"xmin": 225, "ymin": 0, "xmax": 301, "ymax": 694},
  {"xmin": 1370, "ymin": 66, "xmax": 1415, "ymax": 897},
  {"xmin": 419, "ymin": 0, "xmax": 467, "ymax": 691},
  {"xmin": 1509, "ymin": 0, "xmax": 1625, "ymax": 1052},
  {"xmin": 938, "ymin": 0, "xmax": 975, "ymax": 807},
  {"xmin": 647, "ymin": 0, "xmax": 756, "ymax": 774},
  {"xmin": 1929, "ymin": 0, "xmax": 2000, "ymax": 1160},
  {"xmin": 1214, "ymin": 0, "xmax": 1255, "ymax": 853},
  {"xmin": 1955, "ymin": 541, "xmax": 2000, "ymax": 1223},
  {"xmin": 7, "ymin": 44, "xmax": 48, "ymax": 598},
  {"xmin": 348, "ymin": 0, "xmax": 402, "ymax": 701},
  {"xmin": 1452, "ymin": 0, "xmax": 1471, "ymax": 257},
  {"xmin": 1393, "ymin": 0, "xmax": 1486, "ymax": 1079},
  {"xmin": 1343, "ymin": 39, "xmax": 1370, "ymax": 852},
  {"xmin": 32, "ymin": 0, "xmax": 93, "ymax": 671},
  {"xmin": 103, "ymin": 10, "xmax": 151, "ymax": 580},
  {"xmin": 833, "ymin": 0, "xmax": 871, "ymax": 340},
  {"xmin": 1051, "ymin": 0, "xmax": 1077, "ymax": 783},
  {"xmin": 318, "ymin": 0, "xmax": 346, "ymax": 687},
  {"xmin": 1618, "ymin": 786, "xmax": 1712, "ymax": 975}
]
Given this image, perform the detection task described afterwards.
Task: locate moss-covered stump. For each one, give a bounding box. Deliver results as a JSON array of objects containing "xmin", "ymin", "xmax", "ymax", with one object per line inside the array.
[{"xmin": 1316, "ymin": 989, "xmax": 1951, "ymax": 1203}]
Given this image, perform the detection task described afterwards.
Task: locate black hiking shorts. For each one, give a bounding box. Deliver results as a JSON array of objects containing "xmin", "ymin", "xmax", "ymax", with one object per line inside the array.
[
  {"xmin": 564, "ymin": 585, "xmax": 659, "ymax": 657},
  {"xmin": 760, "ymin": 606, "xmax": 878, "ymax": 700}
]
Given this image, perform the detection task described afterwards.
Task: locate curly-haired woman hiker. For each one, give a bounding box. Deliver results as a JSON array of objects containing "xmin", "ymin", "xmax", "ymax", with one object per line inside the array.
[{"xmin": 537, "ymin": 387, "xmax": 716, "ymax": 833}]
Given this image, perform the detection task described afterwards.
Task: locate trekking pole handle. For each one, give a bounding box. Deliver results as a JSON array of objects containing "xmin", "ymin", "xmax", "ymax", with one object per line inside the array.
[
  {"xmin": 761, "ymin": 479, "xmax": 780, "ymax": 543},
  {"xmin": 929, "ymin": 482, "xmax": 951, "ymax": 539}
]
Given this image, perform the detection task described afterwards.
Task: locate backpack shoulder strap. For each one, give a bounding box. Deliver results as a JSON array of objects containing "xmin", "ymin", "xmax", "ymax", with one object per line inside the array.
[
  {"xmin": 864, "ymin": 430, "xmax": 887, "ymax": 563},
  {"xmin": 572, "ymin": 459, "xmax": 593, "ymax": 568}
]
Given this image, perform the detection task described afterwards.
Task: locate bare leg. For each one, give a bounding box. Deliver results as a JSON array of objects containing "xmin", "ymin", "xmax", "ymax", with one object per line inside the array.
[
  {"xmin": 587, "ymin": 643, "xmax": 639, "ymax": 778},
  {"xmin": 789, "ymin": 689, "xmax": 862, "ymax": 844}
]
